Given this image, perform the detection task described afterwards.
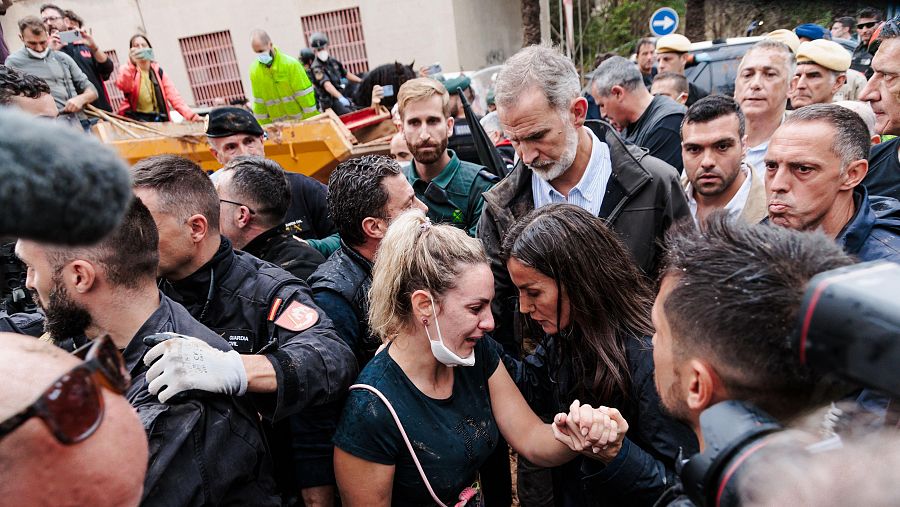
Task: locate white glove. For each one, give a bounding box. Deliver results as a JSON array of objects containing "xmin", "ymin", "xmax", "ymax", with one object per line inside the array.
[
  {"xmin": 338, "ymin": 96, "xmax": 351, "ymax": 107},
  {"xmin": 143, "ymin": 332, "xmax": 248, "ymax": 403}
]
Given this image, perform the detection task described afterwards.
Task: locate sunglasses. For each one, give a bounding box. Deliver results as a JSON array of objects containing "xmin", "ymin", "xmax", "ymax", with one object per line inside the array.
[
  {"xmin": 857, "ymin": 21, "xmax": 878, "ymax": 29},
  {"xmin": 0, "ymin": 335, "xmax": 130, "ymax": 445}
]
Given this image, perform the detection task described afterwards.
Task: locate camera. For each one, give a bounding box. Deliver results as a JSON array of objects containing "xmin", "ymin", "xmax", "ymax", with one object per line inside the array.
[{"xmin": 677, "ymin": 261, "xmax": 900, "ymax": 507}]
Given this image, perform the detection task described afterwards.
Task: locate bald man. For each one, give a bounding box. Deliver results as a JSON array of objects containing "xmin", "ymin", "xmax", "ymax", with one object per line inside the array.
[
  {"xmin": 0, "ymin": 333, "xmax": 148, "ymax": 506},
  {"xmin": 248, "ymin": 29, "xmax": 318, "ymax": 124}
]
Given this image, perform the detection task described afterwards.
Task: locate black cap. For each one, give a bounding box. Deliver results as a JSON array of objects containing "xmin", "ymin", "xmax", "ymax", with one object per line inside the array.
[{"xmin": 205, "ymin": 107, "xmax": 264, "ymax": 138}]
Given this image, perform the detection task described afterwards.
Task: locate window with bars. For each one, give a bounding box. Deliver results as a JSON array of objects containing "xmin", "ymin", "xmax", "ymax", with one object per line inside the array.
[
  {"xmin": 301, "ymin": 7, "xmax": 369, "ymax": 75},
  {"xmin": 178, "ymin": 30, "xmax": 246, "ymax": 107},
  {"xmin": 103, "ymin": 50, "xmax": 125, "ymax": 113}
]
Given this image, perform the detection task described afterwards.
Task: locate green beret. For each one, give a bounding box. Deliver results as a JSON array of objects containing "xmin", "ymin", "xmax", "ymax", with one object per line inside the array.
[{"xmin": 443, "ymin": 75, "xmax": 471, "ymax": 94}]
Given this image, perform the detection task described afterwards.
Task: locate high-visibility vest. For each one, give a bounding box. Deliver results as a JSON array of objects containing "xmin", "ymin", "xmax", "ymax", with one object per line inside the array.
[{"xmin": 249, "ymin": 47, "xmax": 318, "ymax": 125}]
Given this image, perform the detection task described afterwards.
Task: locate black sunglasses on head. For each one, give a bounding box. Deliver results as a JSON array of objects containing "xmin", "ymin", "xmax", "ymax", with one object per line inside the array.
[{"xmin": 0, "ymin": 335, "xmax": 130, "ymax": 445}]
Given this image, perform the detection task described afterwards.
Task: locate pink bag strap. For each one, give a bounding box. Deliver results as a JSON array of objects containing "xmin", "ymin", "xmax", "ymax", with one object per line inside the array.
[{"xmin": 350, "ymin": 383, "xmax": 450, "ymax": 506}]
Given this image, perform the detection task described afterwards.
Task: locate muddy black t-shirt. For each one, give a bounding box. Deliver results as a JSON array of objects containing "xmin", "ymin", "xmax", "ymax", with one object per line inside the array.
[{"xmin": 334, "ymin": 337, "xmax": 502, "ymax": 506}]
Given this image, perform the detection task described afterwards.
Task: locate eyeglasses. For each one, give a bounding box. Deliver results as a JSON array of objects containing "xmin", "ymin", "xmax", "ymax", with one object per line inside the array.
[
  {"xmin": 0, "ymin": 335, "xmax": 130, "ymax": 445},
  {"xmin": 858, "ymin": 21, "xmax": 878, "ymax": 29},
  {"xmin": 219, "ymin": 199, "xmax": 256, "ymax": 215},
  {"xmin": 41, "ymin": 15, "xmax": 62, "ymax": 23}
]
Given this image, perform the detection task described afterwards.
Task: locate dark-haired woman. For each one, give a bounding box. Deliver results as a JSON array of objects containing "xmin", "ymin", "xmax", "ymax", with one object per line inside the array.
[
  {"xmin": 115, "ymin": 34, "xmax": 199, "ymax": 122},
  {"xmin": 502, "ymin": 203, "xmax": 698, "ymax": 506}
]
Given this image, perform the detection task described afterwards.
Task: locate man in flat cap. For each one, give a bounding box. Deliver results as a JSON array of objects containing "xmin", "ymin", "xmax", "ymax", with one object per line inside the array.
[
  {"xmin": 790, "ymin": 39, "xmax": 851, "ymax": 108},
  {"xmin": 655, "ymin": 33, "xmax": 708, "ymax": 106},
  {"xmin": 206, "ymin": 107, "xmax": 337, "ymax": 247}
]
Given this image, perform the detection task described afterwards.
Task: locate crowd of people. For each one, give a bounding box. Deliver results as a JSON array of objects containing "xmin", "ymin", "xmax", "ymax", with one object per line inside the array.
[{"xmin": 0, "ymin": 4, "xmax": 899, "ymax": 507}]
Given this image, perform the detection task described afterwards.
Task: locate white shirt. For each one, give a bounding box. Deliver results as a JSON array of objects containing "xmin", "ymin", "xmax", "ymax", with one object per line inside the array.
[
  {"xmin": 531, "ymin": 127, "xmax": 612, "ymax": 217},
  {"xmin": 686, "ymin": 164, "xmax": 756, "ymax": 223},
  {"xmin": 745, "ymin": 140, "xmax": 768, "ymax": 176}
]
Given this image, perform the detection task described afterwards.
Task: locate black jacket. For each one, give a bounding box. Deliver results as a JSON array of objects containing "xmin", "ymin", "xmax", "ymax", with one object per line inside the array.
[
  {"xmin": 851, "ymin": 39, "xmax": 875, "ymax": 74},
  {"xmin": 60, "ymin": 42, "xmax": 114, "ymax": 111},
  {"xmin": 479, "ymin": 120, "xmax": 691, "ymax": 354},
  {"xmin": 55, "ymin": 295, "xmax": 281, "ymax": 506},
  {"xmin": 284, "ymin": 172, "xmax": 337, "ymax": 240},
  {"xmin": 623, "ymin": 95, "xmax": 686, "ymax": 171},
  {"xmin": 159, "ymin": 236, "xmax": 357, "ymax": 422},
  {"xmin": 508, "ymin": 335, "xmax": 699, "ymax": 506},
  {"xmin": 308, "ymin": 241, "xmax": 379, "ymax": 366},
  {"xmin": 242, "ymin": 225, "xmax": 326, "ymax": 281}
]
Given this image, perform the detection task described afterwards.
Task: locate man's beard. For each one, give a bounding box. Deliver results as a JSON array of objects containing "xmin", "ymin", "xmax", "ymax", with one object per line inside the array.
[
  {"xmin": 658, "ymin": 368, "xmax": 693, "ymax": 424},
  {"xmin": 530, "ymin": 123, "xmax": 579, "ymax": 182},
  {"xmin": 33, "ymin": 278, "xmax": 92, "ymax": 340},
  {"xmin": 408, "ymin": 135, "xmax": 449, "ymax": 165}
]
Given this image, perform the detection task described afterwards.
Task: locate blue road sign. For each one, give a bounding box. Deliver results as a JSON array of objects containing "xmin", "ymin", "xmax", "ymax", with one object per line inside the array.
[{"xmin": 649, "ymin": 7, "xmax": 679, "ymax": 37}]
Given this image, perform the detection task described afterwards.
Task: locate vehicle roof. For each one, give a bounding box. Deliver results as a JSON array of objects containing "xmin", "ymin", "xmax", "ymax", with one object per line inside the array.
[{"xmin": 689, "ymin": 36, "xmax": 764, "ymax": 51}]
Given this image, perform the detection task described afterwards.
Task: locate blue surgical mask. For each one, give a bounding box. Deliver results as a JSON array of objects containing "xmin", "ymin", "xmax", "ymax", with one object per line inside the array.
[{"xmin": 256, "ymin": 51, "xmax": 273, "ymax": 65}]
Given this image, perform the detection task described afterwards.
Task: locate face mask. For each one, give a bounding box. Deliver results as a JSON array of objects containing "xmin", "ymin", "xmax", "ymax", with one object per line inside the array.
[
  {"xmin": 256, "ymin": 51, "xmax": 273, "ymax": 65},
  {"xmin": 423, "ymin": 294, "xmax": 475, "ymax": 367},
  {"xmin": 317, "ymin": 50, "xmax": 329, "ymax": 62},
  {"xmin": 398, "ymin": 161, "xmax": 412, "ymax": 172},
  {"xmin": 27, "ymin": 47, "xmax": 51, "ymax": 59}
]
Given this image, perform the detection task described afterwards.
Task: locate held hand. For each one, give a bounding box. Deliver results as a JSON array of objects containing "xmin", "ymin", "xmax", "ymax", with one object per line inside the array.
[
  {"xmin": 370, "ymin": 84, "xmax": 384, "ymax": 107},
  {"xmin": 142, "ymin": 332, "xmax": 248, "ymax": 403},
  {"xmin": 63, "ymin": 96, "xmax": 85, "ymax": 113},
  {"xmin": 129, "ymin": 46, "xmax": 147, "ymax": 62},
  {"xmin": 553, "ymin": 400, "xmax": 629, "ymax": 463},
  {"xmin": 78, "ymin": 29, "xmax": 97, "ymax": 51},
  {"xmin": 580, "ymin": 405, "xmax": 629, "ymax": 463},
  {"xmin": 49, "ymin": 33, "xmax": 63, "ymax": 51}
]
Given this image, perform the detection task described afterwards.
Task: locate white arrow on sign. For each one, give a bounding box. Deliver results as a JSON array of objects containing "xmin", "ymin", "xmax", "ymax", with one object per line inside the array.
[{"xmin": 653, "ymin": 16, "xmax": 675, "ymax": 31}]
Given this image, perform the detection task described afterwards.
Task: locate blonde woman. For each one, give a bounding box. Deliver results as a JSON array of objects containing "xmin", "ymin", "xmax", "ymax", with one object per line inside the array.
[{"xmin": 333, "ymin": 210, "xmax": 621, "ymax": 506}]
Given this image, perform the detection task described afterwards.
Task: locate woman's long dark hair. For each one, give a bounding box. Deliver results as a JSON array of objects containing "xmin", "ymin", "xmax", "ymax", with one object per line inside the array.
[{"xmin": 501, "ymin": 203, "xmax": 654, "ymax": 402}]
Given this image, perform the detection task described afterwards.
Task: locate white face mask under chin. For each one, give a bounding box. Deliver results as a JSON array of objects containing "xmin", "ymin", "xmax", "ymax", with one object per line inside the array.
[
  {"xmin": 27, "ymin": 47, "xmax": 50, "ymax": 59},
  {"xmin": 424, "ymin": 294, "xmax": 475, "ymax": 367}
]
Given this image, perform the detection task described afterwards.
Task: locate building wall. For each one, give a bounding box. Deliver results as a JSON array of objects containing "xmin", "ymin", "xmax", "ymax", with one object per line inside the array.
[
  {"xmin": 1, "ymin": 0, "xmax": 522, "ymax": 107},
  {"xmin": 451, "ymin": 0, "xmax": 523, "ymax": 70}
]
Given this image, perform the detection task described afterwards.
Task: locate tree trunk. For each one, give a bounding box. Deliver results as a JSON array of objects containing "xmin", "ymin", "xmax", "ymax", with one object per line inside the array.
[
  {"xmin": 522, "ymin": 0, "xmax": 542, "ymax": 47},
  {"xmin": 685, "ymin": 0, "xmax": 707, "ymax": 42}
]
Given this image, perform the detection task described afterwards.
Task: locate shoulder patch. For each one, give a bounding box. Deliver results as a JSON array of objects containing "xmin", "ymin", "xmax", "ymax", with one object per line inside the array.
[{"xmin": 274, "ymin": 300, "xmax": 320, "ymax": 332}]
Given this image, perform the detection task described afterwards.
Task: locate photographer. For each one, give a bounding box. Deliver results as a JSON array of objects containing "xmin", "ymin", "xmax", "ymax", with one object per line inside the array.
[
  {"xmin": 40, "ymin": 4, "xmax": 113, "ymax": 112},
  {"xmin": 646, "ymin": 214, "xmax": 857, "ymax": 504}
]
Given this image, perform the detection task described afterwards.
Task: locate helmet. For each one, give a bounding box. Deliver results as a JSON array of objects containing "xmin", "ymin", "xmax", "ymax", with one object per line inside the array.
[
  {"xmin": 310, "ymin": 32, "xmax": 329, "ymax": 49},
  {"xmin": 299, "ymin": 47, "xmax": 315, "ymax": 65}
]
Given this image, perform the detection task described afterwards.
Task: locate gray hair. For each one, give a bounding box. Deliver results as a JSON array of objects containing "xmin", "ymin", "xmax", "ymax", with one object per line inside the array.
[
  {"xmin": 590, "ymin": 56, "xmax": 644, "ymax": 97},
  {"xmin": 480, "ymin": 111, "xmax": 502, "ymax": 137},
  {"xmin": 742, "ymin": 40, "xmax": 796, "ymax": 78},
  {"xmin": 494, "ymin": 44, "xmax": 581, "ymax": 112},
  {"xmin": 833, "ymin": 100, "xmax": 877, "ymax": 138},
  {"xmin": 783, "ymin": 103, "xmax": 870, "ymax": 170}
]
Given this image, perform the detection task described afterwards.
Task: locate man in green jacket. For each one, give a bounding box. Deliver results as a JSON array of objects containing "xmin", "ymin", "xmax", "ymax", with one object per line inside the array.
[
  {"xmin": 249, "ymin": 29, "xmax": 317, "ymax": 125},
  {"xmin": 397, "ymin": 77, "xmax": 498, "ymax": 237}
]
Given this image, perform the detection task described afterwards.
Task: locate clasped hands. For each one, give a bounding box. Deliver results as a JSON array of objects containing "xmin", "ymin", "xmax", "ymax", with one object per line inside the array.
[{"xmin": 552, "ymin": 399, "xmax": 629, "ymax": 463}]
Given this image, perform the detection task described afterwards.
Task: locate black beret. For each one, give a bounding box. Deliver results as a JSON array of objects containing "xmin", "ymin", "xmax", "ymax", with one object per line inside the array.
[{"xmin": 205, "ymin": 107, "xmax": 264, "ymax": 138}]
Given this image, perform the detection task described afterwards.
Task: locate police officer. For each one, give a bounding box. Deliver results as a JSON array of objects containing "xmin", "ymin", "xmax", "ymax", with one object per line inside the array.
[
  {"xmin": 309, "ymin": 32, "xmax": 361, "ymax": 115},
  {"xmin": 299, "ymin": 47, "xmax": 315, "ymax": 73},
  {"xmin": 398, "ymin": 77, "xmax": 498, "ymax": 237},
  {"xmin": 131, "ymin": 154, "xmax": 357, "ymax": 504},
  {"xmin": 443, "ymin": 74, "xmax": 483, "ymax": 165}
]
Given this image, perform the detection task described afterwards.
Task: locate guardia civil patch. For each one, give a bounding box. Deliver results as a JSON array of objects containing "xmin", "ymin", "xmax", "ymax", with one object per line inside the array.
[
  {"xmin": 274, "ymin": 301, "xmax": 320, "ymax": 332},
  {"xmin": 452, "ymin": 209, "xmax": 464, "ymax": 223}
]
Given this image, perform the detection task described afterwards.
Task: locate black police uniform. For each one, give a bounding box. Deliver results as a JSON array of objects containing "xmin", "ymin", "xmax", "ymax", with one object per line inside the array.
[
  {"xmin": 242, "ymin": 225, "xmax": 326, "ymax": 281},
  {"xmin": 159, "ymin": 237, "xmax": 358, "ymax": 495},
  {"xmin": 52, "ymin": 294, "xmax": 282, "ymax": 506},
  {"xmin": 205, "ymin": 107, "xmax": 336, "ymax": 241},
  {"xmin": 310, "ymin": 56, "xmax": 350, "ymax": 114}
]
